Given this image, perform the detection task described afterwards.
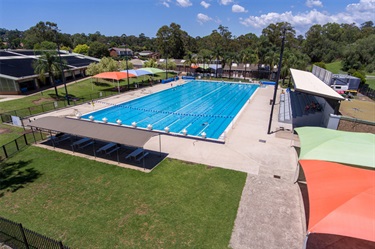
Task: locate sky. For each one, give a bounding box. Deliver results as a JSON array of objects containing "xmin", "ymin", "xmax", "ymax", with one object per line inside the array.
[{"xmin": 0, "ymin": 0, "xmax": 374, "ymax": 38}]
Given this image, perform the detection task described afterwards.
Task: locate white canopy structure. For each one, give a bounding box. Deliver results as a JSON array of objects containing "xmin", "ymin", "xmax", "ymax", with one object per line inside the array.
[{"xmin": 290, "ymin": 68, "xmax": 344, "ymax": 101}]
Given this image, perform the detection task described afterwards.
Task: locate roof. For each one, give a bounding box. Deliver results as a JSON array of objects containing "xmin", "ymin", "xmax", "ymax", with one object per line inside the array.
[
  {"xmin": 0, "ymin": 50, "xmax": 100, "ymax": 80},
  {"xmin": 300, "ymin": 160, "xmax": 375, "ymax": 242},
  {"xmin": 109, "ymin": 48, "xmax": 132, "ymax": 52},
  {"xmin": 295, "ymin": 127, "xmax": 375, "ymax": 169},
  {"xmin": 290, "ymin": 68, "xmax": 344, "ymax": 100},
  {"xmin": 28, "ymin": 116, "xmax": 158, "ymax": 148},
  {"xmin": 0, "ymin": 58, "xmax": 37, "ymax": 77}
]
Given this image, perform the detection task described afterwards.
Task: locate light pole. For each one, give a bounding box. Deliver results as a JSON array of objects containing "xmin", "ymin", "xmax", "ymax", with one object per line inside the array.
[
  {"xmin": 267, "ymin": 27, "xmax": 286, "ymax": 134},
  {"xmin": 55, "ymin": 29, "xmax": 70, "ymax": 105},
  {"xmin": 165, "ymin": 44, "xmax": 168, "ymax": 80},
  {"xmin": 125, "ymin": 46, "xmax": 130, "ymax": 91}
]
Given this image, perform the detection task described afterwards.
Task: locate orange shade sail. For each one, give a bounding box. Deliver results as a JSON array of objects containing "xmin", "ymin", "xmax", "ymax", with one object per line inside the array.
[
  {"xmin": 300, "ymin": 160, "xmax": 375, "ymax": 242},
  {"xmin": 93, "ymin": 71, "xmax": 136, "ymax": 80}
]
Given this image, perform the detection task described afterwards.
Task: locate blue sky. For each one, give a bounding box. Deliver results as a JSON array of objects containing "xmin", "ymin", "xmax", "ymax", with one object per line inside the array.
[{"xmin": 1, "ymin": 0, "xmax": 374, "ymax": 38}]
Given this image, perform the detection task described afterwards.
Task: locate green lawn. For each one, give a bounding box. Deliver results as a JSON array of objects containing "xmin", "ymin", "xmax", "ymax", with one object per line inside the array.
[
  {"xmin": 0, "ymin": 123, "xmax": 29, "ymax": 145},
  {"xmin": 366, "ymin": 78, "xmax": 375, "ymax": 90},
  {"xmin": 325, "ymin": 61, "xmax": 344, "ymax": 74},
  {"xmin": 0, "ymin": 146, "xmax": 246, "ymax": 248}
]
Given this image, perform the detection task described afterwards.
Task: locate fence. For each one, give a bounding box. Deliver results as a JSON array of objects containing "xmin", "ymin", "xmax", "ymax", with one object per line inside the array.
[
  {"xmin": 358, "ymin": 84, "xmax": 375, "ymax": 100},
  {"xmin": 0, "ymin": 90, "xmax": 120, "ymax": 125},
  {"xmin": 0, "ymin": 131, "xmax": 49, "ymax": 162},
  {"xmin": 0, "ymin": 216, "xmax": 70, "ymax": 249}
]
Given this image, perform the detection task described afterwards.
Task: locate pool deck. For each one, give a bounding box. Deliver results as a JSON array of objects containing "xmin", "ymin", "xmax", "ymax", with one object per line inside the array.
[{"xmin": 27, "ymin": 79, "xmax": 305, "ymax": 249}]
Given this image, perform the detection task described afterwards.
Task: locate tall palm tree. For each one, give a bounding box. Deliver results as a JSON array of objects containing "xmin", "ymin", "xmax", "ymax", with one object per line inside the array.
[
  {"xmin": 183, "ymin": 52, "xmax": 197, "ymax": 74},
  {"xmin": 33, "ymin": 51, "xmax": 63, "ymax": 97},
  {"xmin": 265, "ymin": 51, "xmax": 280, "ymax": 80},
  {"xmin": 213, "ymin": 47, "xmax": 222, "ymax": 78}
]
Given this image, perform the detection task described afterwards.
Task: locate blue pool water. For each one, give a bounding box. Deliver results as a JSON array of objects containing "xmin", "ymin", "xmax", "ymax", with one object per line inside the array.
[{"xmin": 82, "ymin": 81, "xmax": 258, "ymax": 139}]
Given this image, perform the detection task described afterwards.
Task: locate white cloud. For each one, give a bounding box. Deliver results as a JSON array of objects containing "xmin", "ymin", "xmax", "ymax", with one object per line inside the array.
[
  {"xmin": 162, "ymin": 0, "xmax": 171, "ymax": 7},
  {"xmin": 346, "ymin": 0, "xmax": 375, "ymax": 12},
  {"xmin": 220, "ymin": 0, "xmax": 233, "ymax": 5},
  {"xmin": 240, "ymin": 1, "xmax": 375, "ymax": 35},
  {"xmin": 305, "ymin": 0, "xmax": 323, "ymax": 8},
  {"xmin": 232, "ymin": 4, "xmax": 247, "ymax": 13},
  {"xmin": 197, "ymin": 13, "xmax": 213, "ymax": 24},
  {"xmin": 176, "ymin": 0, "xmax": 192, "ymax": 7},
  {"xmin": 201, "ymin": 1, "xmax": 210, "ymax": 8}
]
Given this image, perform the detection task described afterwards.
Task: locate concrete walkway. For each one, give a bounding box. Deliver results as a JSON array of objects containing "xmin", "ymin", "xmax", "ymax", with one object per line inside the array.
[{"xmin": 25, "ymin": 79, "xmax": 305, "ymax": 249}]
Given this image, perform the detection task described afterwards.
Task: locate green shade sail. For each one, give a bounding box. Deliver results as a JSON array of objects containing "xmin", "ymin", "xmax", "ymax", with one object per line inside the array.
[{"xmin": 295, "ymin": 127, "xmax": 375, "ymax": 169}]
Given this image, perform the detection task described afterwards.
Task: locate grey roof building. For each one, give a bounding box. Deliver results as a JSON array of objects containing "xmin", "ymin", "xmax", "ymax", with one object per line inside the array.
[{"xmin": 0, "ymin": 50, "xmax": 99, "ymax": 95}]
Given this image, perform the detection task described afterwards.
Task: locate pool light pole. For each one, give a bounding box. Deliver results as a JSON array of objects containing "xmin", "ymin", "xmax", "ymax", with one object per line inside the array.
[
  {"xmin": 267, "ymin": 27, "xmax": 286, "ymax": 134},
  {"xmin": 125, "ymin": 45, "xmax": 130, "ymax": 91},
  {"xmin": 54, "ymin": 28, "xmax": 70, "ymax": 105},
  {"xmin": 165, "ymin": 42, "xmax": 168, "ymax": 80},
  {"xmin": 163, "ymin": 33, "xmax": 170, "ymax": 80}
]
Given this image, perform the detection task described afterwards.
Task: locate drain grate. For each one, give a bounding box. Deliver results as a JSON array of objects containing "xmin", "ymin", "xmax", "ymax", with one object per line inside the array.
[
  {"xmin": 258, "ymin": 139, "xmax": 266, "ymax": 143},
  {"xmin": 273, "ymin": 175, "xmax": 281, "ymax": 179}
]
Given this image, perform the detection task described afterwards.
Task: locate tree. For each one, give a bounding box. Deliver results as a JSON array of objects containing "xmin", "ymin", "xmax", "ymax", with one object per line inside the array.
[
  {"xmin": 183, "ymin": 52, "xmax": 197, "ymax": 73},
  {"xmin": 86, "ymin": 62, "xmax": 101, "ymax": 76},
  {"xmin": 118, "ymin": 60, "xmax": 133, "ymax": 71},
  {"xmin": 88, "ymin": 41, "xmax": 109, "ymax": 58},
  {"xmin": 342, "ymin": 34, "xmax": 375, "ymax": 72},
  {"xmin": 23, "ymin": 21, "xmax": 59, "ymax": 49},
  {"xmin": 143, "ymin": 59, "xmax": 158, "ymax": 68},
  {"xmin": 34, "ymin": 41, "xmax": 57, "ymax": 50},
  {"xmin": 32, "ymin": 51, "xmax": 64, "ymax": 96},
  {"xmin": 73, "ymin": 44, "xmax": 89, "ymax": 55},
  {"xmin": 156, "ymin": 23, "xmax": 191, "ymax": 59}
]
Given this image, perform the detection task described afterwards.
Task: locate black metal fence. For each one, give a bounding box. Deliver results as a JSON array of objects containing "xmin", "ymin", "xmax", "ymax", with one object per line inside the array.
[
  {"xmin": 0, "ymin": 216, "xmax": 70, "ymax": 249},
  {"xmin": 0, "ymin": 90, "xmax": 120, "ymax": 125},
  {"xmin": 358, "ymin": 84, "xmax": 375, "ymax": 99},
  {"xmin": 0, "ymin": 131, "xmax": 49, "ymax": 162}
]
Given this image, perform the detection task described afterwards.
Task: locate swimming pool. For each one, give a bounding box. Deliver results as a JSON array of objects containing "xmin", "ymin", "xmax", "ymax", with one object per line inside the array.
[{"xmin": 82, "ymin": 81, "xmax": 258, "ymax": 139}]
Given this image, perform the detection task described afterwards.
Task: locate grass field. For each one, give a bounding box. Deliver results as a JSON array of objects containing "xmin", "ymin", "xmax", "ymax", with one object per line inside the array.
[
  {"xmin": 0, "ymin": 146, "xmax": 246, "ymax": 248},
  {"xmin": 366, "ymin": 77, "xmax": 375, "ymax": 90},
  {"xmin": 325, "ymin": 61, "xmax": 344, "ymax": 74},
  {"xmin": 0, "ymin": 123, "xmax": 29, "ymax": 145}
]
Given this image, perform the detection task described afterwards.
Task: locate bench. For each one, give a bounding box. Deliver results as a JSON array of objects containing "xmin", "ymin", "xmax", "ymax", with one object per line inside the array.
[
  {"xmin": 106, "ymin": 146, "xmax": 120, "ymax": 155},
  {"xmin": 125, "ymin": 148, "xmax": 143, "ymax": 160},
  {"xmin": 71, "ymin": 137, "xmax": 91, "ymax": 149},
  {"xmin": 79, "ymin": 141, "xmax": 94, "ymax": 149},
  {"xmin": 50, "ymin": 134, "xmax": 71, "ymax": 144},
  {"xmin": 96, "ymin": 143, "xmax": 116, "ymax": 153},
  {"xmin": 136, "ymin": 152, "xmax": 149, "ymax": 162}
]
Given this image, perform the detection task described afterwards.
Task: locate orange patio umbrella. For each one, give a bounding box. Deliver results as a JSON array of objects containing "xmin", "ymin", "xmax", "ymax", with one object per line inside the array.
[{"xmin": 300, "ymin": 159, "xmax": 375, "ymax": 247}]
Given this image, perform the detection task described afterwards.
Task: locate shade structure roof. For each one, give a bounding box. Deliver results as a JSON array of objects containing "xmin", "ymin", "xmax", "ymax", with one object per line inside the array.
[
  {"xmin": 121, "ymin": 69, "xmax": 150, "ymax": 77},
  {"xmin": 295, "ymin": 127, "xmax": 375, "ymax": 169},
  {"xmin": 28, "ymin": 116, "xmax": 158, "ymax": 148},
  {"xmin": 139, "ymin": 67, "xmax": 165, "ymax": 74},
  {"xmin": 300, "ymin": 160, "xmax": 375, "ymax": 242},
  {"xmin": 93, "ymin": 71, "xmax": 136, "ymax": 81},
  {"xmin": 290, "ymin": 68, "xmax": 344, "ymax": 100}
]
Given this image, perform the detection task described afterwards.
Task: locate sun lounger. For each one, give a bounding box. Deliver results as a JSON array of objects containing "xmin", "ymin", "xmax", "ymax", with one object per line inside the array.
[
  {"xmin": 96, "ymin": 143, "xmax": 116, "ymax": 153},
  {"xmin": 125, "ymin": 148, "xmax": 144, "ymax": 160}
]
